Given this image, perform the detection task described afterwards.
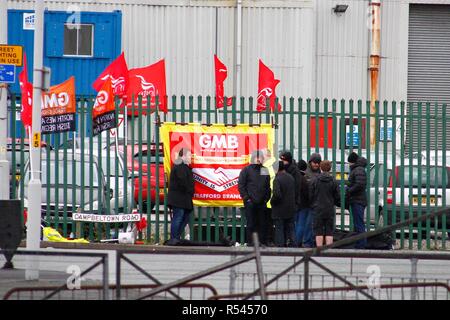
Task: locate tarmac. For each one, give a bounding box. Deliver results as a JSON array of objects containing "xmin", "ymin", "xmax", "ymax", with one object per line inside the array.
[{"xmin": 1, "ymin": 241, "xmax": 450, "ymax": 300}]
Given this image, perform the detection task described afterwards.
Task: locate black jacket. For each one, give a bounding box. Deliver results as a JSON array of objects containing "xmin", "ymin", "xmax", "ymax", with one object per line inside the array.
[
  {"xmin": 238, "ymin": 164, "xmax": 271, "ymax": 205},
  {"xmin": 270, "ymin": 171, "xmax": 296, "ymax": 219},
  {"xmin": 347, "ymin": 157, "xmax": 368, "ymax": 206},
  {"xmin": 284, "ymin": 162, "xmax": 303, "ymax": 211},
  {"xmin": 309, "ymin": 173, "xmax": 341, "ymax": 219},
  {"xmin": 305, "ymin": 165, "xmax": 321, "ymax": 183},
  {"xmin": 167, "ymin": 163, "xmax": 195, "ymax": 210}
]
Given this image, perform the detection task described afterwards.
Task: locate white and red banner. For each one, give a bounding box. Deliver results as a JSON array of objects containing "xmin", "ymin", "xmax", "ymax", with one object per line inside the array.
[
  {"xmin": 126, "ymin": 59, "xmax": 168, "ymax": 114},
  {"xmin": 92, "ymin": 52, "xmax": 129, "ymax": 98},
  {"xmin": 41, "ymin": 76, "xmax": 76, "ymax": 134},
  {"xmin": 214, "ymin": 54, "xmax": 232, "ymax": 108},
  {"xmin": 257, "ymin": 59, "xmax": 281, "ymax": 112},
  {"xmin": 92, "ymin": 78, "xmax": 117, "ymax": 136},
  {"xmin": 160, "ymin": 123, "xmax": 275, "ymax": 207}
]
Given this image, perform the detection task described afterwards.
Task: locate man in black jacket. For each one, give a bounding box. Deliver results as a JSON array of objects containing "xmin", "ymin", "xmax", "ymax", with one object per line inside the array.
[
  {"xmin": 309, "ymin": 160, "xmax": 340, "ymax": 247},
  {"xmin": 346, "ymin": 152, "xmax": 368, "ymax": 249},
  {"xmin": 168, "ymin": 148, "xmax": 195, "ymax": 242},
  {"xmin": 280, "ymin": 151, "xmax": 304, "ymax": 247},
  {"xmin": 297, "ymin": 153, "xmax": 322, "ymax": 247},
  {"xmin": 271, "ymin": 161, "xmax": 296, "ymax": 247},
  {"xmin": 238, "ymin": 150, "xmax": 271, "ymax": 246}
]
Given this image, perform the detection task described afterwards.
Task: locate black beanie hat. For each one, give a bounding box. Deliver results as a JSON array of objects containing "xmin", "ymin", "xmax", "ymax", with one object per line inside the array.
[
  {"xmin": 309, "ymin": 153, "xmax": 322, "ymax": 164},
  {"xmin": 298, "ymin": 159, "xmax": 307, "ymax": 171},
  {"xmin": 347, "ymin": 152, "xmax": 359, "ymax": 164},
  {"xmin": 280, "ymin": 151, "xmax": 293, "ymax": 163}
]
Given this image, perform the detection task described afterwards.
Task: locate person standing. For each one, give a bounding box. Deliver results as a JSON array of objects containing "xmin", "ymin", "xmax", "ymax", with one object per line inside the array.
[
  {"xmin": 167, "ymin": 148, "xmax": 194, "ymax": 243},
  {"xmin": 309, "ymin": 160, "xmax": 340, "ymax": 247},
  {"xmin": 238, "ymin": 150, "xmax": 271, "ymax": 246},
  {"xmin": 279, "ymin": 151, "xmax": 303, "ymax": 247},
  {"xmin": 297, "ymin": 153, "xmax": 322, "ymax": 247},
  {"xmin": 270, "ymin": 161, "xmax": 296, "ymax": 247},
  {"xmin": 346, "ymin": 152, "xmax": 368, "ymax": 249},
  {"xmin": 295, "ymin": 159, "xmax": 310, "ymax": 246}
]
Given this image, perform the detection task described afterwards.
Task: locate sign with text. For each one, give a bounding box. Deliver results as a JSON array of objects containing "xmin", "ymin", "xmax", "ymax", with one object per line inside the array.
[
  {"xmin": 0, "ymin": 64, "xmax": 15, "ymax": 83},
  {"xmin": 41, "ymin": 76, "xmax": 76, "ymax": 134},
  {"xmin": 160, "ymin": 123, "xmax": 275, "ymax": 207},
  {"xmin": 73, "ymin": 213, "xmax": 141, "ymax": 223},
  {"xmin": 0, "ymin": 45, "xmax": 23, "ymax": 66}
]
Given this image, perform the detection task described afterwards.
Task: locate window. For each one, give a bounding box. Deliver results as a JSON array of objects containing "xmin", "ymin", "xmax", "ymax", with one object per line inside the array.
[{"xmin": 63, "ymin": 23, "xmax": 93, "ymax": 56}]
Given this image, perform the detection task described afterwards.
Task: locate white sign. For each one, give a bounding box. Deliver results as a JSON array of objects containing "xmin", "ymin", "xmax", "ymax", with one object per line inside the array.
[
  {"xmin": 23, "ymin": 13, "xmax": 35, "ymax": 30},
  {"xmin": 73, "ymin": 213, "xmax": 141, "ymax": 223}
]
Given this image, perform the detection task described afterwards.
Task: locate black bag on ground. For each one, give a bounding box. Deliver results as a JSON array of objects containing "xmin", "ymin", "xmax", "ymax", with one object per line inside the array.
[
  {"xmin": 164, "ymin": 236, "xmax": 235, "ymax": 247},
  {"xmin": 332, "ymin": 229, "xmax": 393, "ymax": 250}
]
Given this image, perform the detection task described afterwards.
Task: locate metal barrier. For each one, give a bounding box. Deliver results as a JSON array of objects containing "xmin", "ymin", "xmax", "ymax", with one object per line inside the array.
[
  {"xmin": 0, "ymin": 249, "xmax": 109, "ymax": 300},
  {"xmin": 110, "ymin": 212, "xmax": 450, "ymax": 300},
  {"xmin": 3, "ymin": 283, "xmax": 218, "ymax": 300}
]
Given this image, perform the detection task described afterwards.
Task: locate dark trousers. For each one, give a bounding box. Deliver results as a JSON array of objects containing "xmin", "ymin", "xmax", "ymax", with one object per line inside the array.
[
  {"xmin": 351, "ymin": 203, "xmax": 367, "ymax": 249},
  {"xmin": 274, "ymin": 217, "xmax": 295, "ymax": 247},
  {"xmin": 170, "ymin": 207, "xmax": 192, "ymax": 240},
  {"xmin": 244, "ymin": 202, "xmax": 268, "ymax": 245}
]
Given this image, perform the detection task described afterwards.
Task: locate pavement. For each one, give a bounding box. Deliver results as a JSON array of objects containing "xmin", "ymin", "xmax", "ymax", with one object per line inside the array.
[{"xmin": 1, "ymin": 242, "xmax": 449, "ymax": 300}]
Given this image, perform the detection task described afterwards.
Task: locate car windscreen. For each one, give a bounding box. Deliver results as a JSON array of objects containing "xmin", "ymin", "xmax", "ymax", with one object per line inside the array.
[
  {"xmin": 101, "ymin": 156, "xmax": 124, "ymax": 177},
  {"xmin": 40, "ymin": 160, "xmax": 100, "ymax": 187},
  {"xmin": 134, "ymin": 151, "xmax": 164, "ymax": 164},
  {"xmin": 395, "ymin": 166, "xmax": 448, "ymax": 188}
]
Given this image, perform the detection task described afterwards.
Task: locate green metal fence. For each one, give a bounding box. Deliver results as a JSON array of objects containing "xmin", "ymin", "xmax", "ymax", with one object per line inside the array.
[{"xmin": 7, "ymin": 95, "xmax": 450, "ymax": 249}]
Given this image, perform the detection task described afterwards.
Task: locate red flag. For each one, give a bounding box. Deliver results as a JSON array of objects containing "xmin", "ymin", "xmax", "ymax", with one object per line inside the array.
[
  {"xmin": 214, "ymin": 55, "xmax": 232, "ymax": 108},
  {"xmin": 92, "ymin": 52, "xmax": 129, "ymax": 98},
  {"xmin": 92, "ymin": 78, "xmax": 116, "ymax": 136},
  {"xmin": 126, "ymin": 59, "xmax": 167, "ymax": 114},
  {"xmin": 257, "ymin": 59, "xmax": 281, "ymax": 112},
  {"xmin": 18, "ymin": 52, "xmax": 33, "ymax": 129}
]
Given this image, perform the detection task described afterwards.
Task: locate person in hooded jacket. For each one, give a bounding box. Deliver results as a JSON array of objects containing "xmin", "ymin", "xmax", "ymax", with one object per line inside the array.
[
  {"xmin": 346, "ymin": 152, "xmax": 368, "ymax": 249},
  {"xmin": 167, "ymin": 148, "xmax": 195, "ymax": 243},
  {"xmin": 309, "ymin": 160, "xmax": 340, "ymax": 247},
  {"xmin": 280, "ymin": 151, "xmax": 304, "ymax": 247},
  {"xmin": 296, "ymin": 153, "xmax": 322, "ymax": 247},
  {"xmin": 270, "ymin": 161, "xmax": 296, "ymax": 247},
  {"xmin": 238, "ymin": 150, "xmax": 271, "ymax": 245}
]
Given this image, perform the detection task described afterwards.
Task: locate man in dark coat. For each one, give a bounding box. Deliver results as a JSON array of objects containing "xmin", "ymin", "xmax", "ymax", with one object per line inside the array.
[
  {"xmin": 296, "ymin": 152, "xmax": 322, "ymax": 247},
  {"xmin": 280, "ymin": 151, "xmax": 305, "ymax": 247},
  {"xmin": 270, "ymin": 161, "xmax": 296, "ymax": 247},
  {"xmin": 167, "ymin": 148, "xmax": 195, "ymax": 242},
  {"xmin": 309, "ymin": 160, "xmax": 340, "ymax": 247},
  {"xmin": 238, "ymin": 150, "xmax": 271, "ymax": 246},
  {"xmin": 346, "ymin": 152, "xmax": 368, "ymax": 249}
]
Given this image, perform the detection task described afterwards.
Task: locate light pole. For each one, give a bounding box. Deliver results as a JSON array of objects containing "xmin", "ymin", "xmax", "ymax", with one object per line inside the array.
[{"xmin": 26, "ymin": 0, "xmax": 45, "ymax": 280}]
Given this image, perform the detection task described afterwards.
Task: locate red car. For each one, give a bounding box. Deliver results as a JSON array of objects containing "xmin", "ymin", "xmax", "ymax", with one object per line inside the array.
[{"xmin": 112, "ymin": 143, "xmax": 165, "ymax": 210}]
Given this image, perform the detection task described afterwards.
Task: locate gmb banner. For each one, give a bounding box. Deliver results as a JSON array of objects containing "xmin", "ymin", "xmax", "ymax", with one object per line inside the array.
[
  {"xmin": 160, "ymin": 123, "xmax": 275, "ymax": 207},
  {"xmin": 41, "ymin": 76, "xmax": 76, "ymax": 134}
]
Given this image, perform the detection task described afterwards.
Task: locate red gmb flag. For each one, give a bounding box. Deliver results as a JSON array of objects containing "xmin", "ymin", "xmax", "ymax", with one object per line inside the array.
[
  {"xmin": 126, "ymin": 59, "xmax": 167, "ymax": 114},
  {"xmin": 214, "ymin": 54, "xmax": 232, "ymax": 108},
  {"xmin": 92, "ymin": 78, "xmax": 117, "ymax": 136},
  {"xmin": 92, "ymin": 52, "xmax": 129, "ymax": 98},
  {"xmin": 18, "ymin": 52, "xmax": 33, "ymax": 129},
  {"xmin": 257, "ymin": 59, "xmax": 281, "ymax": 112}
]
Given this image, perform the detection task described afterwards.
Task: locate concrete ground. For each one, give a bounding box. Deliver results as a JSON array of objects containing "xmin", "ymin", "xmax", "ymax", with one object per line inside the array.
[{"xmin": 1, "ymin": 242, "xmax": 449, "ymax": 300}]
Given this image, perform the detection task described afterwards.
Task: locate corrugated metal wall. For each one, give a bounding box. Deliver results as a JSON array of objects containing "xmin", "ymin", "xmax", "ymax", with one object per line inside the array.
[
  {"xmin": 315, "ymin": 0, "xmax": 409, "ymax": 104},
  {"xmin": 406, "ymin": 4, "xmax": 450, "ymax": 151},
  {"xmin": 6, "ymin": 0, "xmax": 314, "ymax": 98}
]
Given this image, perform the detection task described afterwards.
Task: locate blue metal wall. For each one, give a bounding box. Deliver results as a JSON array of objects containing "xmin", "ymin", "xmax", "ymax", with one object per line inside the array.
[{"xmin": 8, "ymin": 9, "xmax": 122, "ymax": 97}]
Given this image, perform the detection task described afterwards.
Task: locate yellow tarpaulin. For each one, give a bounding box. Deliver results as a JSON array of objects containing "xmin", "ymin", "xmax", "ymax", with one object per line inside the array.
[{"xmin": 43, "ymin": 227, "xmax": 89, "ymax": 244}]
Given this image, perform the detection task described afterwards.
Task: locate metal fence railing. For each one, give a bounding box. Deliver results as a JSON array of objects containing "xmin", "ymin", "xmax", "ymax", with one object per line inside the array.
[{"xmin": 7, "ymin": 95, "xmax": 450, "ymax": 248}]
